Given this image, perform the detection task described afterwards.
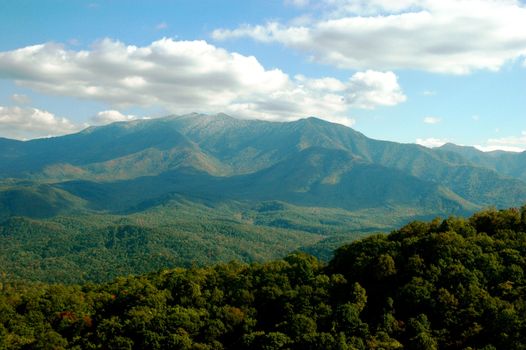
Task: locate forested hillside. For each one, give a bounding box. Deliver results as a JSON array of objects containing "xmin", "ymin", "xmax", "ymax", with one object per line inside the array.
[
  {"xmin": 2, "ymin": 114, "xmax": 526, "ymax": 219},
  {"xmin": 0, "ymin": 198, "xmax": 390, "ymax": 283},
  {"xmin": 2, "ymin": 114, "xmax": 526, "ymax": 283},
  {"xmin": 2, "ymin": 206, "xmax": 526, "ymax": 349}
]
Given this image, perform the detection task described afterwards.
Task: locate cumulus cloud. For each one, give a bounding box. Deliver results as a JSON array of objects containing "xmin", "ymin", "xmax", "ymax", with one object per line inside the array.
[
  {"xmin": 415, "ymin": 137, "xmax": 448, "ymax": 148},
  {"xmin": 346, "ymin": 70, "xmax": 406, "ymax": 109},
  {"xmin": 0, "ymin": 38, "xmax": 406, "ymax": 126},
  {"xmin": 213, "ymin": 0, "xmax": 526, "ymax": 74},
  {"xmin": 423, "ymin": 116, "xmax": 441, "ymax": 124},
  {"xmin": 475, "ymin": 131, "xmax": 526, "ymax": 152},
  {"xmin": 0, "ymin": 105, "xmax": 80, "ymax": 140},
  {"xmin": 90, "ymin": 110, "xmax": 137, "ymax": 125}
]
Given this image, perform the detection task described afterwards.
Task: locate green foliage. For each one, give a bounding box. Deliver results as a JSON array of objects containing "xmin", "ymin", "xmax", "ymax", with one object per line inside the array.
[
  {"xmin": 2, "ymin": 206, "xmax": 526, "ymax": 348},
  {"xmin": 3, "ymin": 114, "xmax": 526, "ymax": 289},
  {"xmin": 2, "ymin": 113, "xmax": 526, "ymax": 224},
  {"xmin": 0, "ymin": 202, "xmax": 329, "ymax": 283},
  {"xmin": 3, "ymin": 196, "xmax": 428, "ymax": 284}
]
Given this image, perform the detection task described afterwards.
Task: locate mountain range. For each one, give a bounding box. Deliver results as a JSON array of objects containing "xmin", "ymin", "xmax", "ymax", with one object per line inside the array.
[
  {"xmin": 2, "ymin": 113, "xmax": 526, "ymax": 215},
  {"xmin": 1, "ymin": 113, "xmax": 526, "ymax": 282}
]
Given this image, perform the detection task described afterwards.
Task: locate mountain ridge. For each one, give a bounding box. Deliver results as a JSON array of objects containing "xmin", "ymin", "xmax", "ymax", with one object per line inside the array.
[{"xmin": 1, "ymin": 113, "xmax": 525, "ymax": 219}]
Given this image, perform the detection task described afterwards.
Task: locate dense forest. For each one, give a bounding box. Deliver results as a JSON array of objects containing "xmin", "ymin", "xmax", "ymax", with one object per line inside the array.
[
  {"xmin": 2, "ymin": 206, "xmax": 526, "ymax": 349},
  {"xmin": 0, "ymin": 199, "xmax": 379, "ymax": 284}
]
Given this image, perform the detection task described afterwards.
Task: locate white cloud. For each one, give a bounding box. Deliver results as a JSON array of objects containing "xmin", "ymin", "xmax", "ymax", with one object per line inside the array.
[
  {"xmin": 296, "ymin": 75, "xmax": 347, "ymax": 92},
  {"xmin": 347, "ymin": 70, "xmax": 406, "ymax": 108},
  {"xmin": 10, "ymin": 93, "xmax": 31, "ymax": 105},
  {"xmin": 423, "ymin": 116, "xmax": 441, "ymax": 124},
  {"xmin": 0, "ymin": 38, "xmax": 406, "ymax": 127},
  {"xmin": 0, "ymin": 105, "xmax": 79, "ymax": 140},
  {"xmin": 415, "ymin": 137, "xmax": 448, "ymax": 148},
  {"xmin": 475, "ymin": 131, "xmax": 526, "ymax": 152},
  {"xmin": 90, "ymin": 110, "xmax": 137, "ymax": 125},
  {"xmin": 422, "ymin": 90, "xmax": 436, "ymax": 96},
  {"xmin": 213, "ymin": 0, "xmax": 526, "ymax": 74},
  {"xmin": 475, "ymin": 145, "xmax": 524, "ymax": 152}
]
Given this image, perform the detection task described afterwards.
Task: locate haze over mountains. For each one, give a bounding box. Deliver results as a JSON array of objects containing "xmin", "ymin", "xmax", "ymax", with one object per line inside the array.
[{"xmin": 1, "ymin": 113, "xmax": 525, "ymax": 218}]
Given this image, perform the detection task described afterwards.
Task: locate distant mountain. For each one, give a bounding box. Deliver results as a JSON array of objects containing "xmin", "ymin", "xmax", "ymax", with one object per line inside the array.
[
  {"xmin": 1, "ymin": 113, "xmax": 525, "ymax": 216},
  {"xmin": 437, "ymin": 142, "xmax": 526, "ymax": 181}
]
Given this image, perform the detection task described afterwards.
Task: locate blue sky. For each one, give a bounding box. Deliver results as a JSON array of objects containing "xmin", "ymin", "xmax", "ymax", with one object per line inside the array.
[{"xmin": 0, "ymin": 0, "xmax": 525, "ymax": 151}]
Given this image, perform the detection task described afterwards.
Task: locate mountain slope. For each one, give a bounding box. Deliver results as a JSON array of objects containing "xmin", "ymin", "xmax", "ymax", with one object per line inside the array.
[
  {"xmin": 1, "ymin": 113, "xmax": 525, "ymax": 219},
  {"xmin": 0, "ymin": 181, "xmax": 87, "ymax": 219},
  {"xmin": 437, "ymin": 142, "xmax": 526, "ymax": 181},
  {"xmin": 164, "ymin": 115, "xmax": 526, "ymax": 209},
  {"xmin": 0, "ymin": 119, "xmax": 220, "ymax": 177}
]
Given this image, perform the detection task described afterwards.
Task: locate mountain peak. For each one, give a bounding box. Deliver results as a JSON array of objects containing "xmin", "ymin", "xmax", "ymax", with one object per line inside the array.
[
  {"xmin": 298, "ymin": 116, "xmax": 338, "ymax": 125},
  {"xmin": 439, "ymin": 142, "xmax": 478, "ymax": 151},
  {"xmin": 166, "ymin": 112, "xmax": 235, "ymax": 121}
]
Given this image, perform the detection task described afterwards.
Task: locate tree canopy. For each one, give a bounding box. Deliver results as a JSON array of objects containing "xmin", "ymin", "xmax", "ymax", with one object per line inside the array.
[{"xmin": 1, "ymin": 206, "xmax": 526, "ymax": 349}]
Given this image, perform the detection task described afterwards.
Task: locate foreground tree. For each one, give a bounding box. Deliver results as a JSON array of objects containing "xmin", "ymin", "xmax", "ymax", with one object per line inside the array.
[{"xmin": 1, "ymin": 206, "xmax": 526, "ymax": 348}]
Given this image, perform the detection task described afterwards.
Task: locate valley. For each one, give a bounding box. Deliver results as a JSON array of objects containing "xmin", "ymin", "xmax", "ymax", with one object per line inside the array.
[{"xmin": 1, "ymin": 114, "xmax": 526, "ymax": 282}]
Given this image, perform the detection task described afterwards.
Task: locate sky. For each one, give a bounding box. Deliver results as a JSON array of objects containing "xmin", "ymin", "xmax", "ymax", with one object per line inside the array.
[{"xmin": 0, "ymin": 0, "xmax": 525, "ymax": 151}]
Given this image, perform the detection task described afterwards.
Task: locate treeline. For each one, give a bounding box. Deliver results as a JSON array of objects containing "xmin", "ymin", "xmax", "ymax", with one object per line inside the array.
[{"xmin": 2, "ymin": 207, "xmax": 526, "ymax": 349}]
